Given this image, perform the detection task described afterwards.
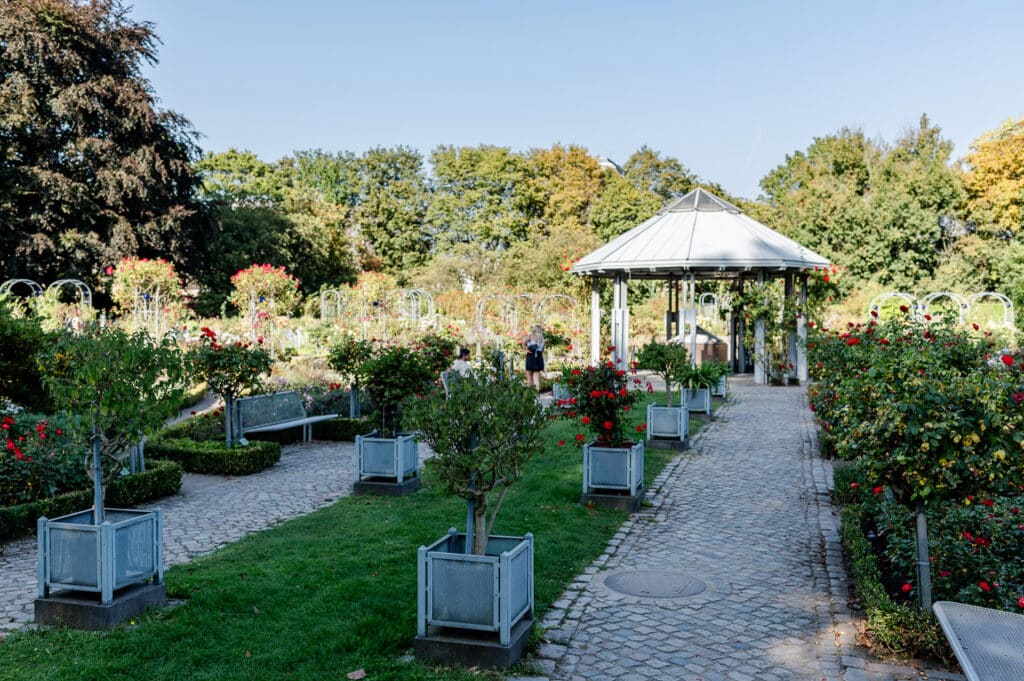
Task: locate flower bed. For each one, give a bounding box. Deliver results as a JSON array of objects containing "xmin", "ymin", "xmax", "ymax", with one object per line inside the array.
[{"xmin": 811, "ymin": 314, "xmax": 1024, "ymax": 656}]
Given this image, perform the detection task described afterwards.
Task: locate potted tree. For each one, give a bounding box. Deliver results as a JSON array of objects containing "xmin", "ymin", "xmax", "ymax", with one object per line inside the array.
[
  {"xmin": 405, "ymin": 371, "xmax": 545, "ymax": 667},
  {"xmin": 636, "ymin": 340, "xmax": 690, "ymax": 445},
  {"xmin": 35, "ymin": 325, "xmax": 188, "ymax": 627},
  {"xmin": 679, "ymin": 362, "xmax": 721, "ymax": 415},
  {"xmin": 326, "ymin": 334, "xmax": 374, "ymax": 418},
  {"xmin": 190, "ymin": 326, "xmax": 273, "ymax": 447},
  {"xmin": 350, "ymin": 342, "xmax": 442, "ymax": 495},
  {"xmin": 561, "ymin": 361, "xmax": 647, "ymax": 511}
]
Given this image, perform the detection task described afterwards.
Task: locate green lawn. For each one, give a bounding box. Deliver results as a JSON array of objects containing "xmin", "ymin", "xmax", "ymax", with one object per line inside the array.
[{"xmin": 0, "ymin": 407, "xmax": 688, "ymax": 681}]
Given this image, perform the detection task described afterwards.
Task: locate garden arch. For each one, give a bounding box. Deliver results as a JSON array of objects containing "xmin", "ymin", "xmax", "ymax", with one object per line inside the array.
[
  {"xmin": 320, "ymin": 289, "xmax": 350, "ymax": 320},
  {"xmin": 0, "ymin": 278, "xmax": 44, "ymax": 298},
  {"xmin": 534, "ymin": 294, "xmax": 581, "ymax": 361},
  {"xmin": 47, "ymin": 279, "xmax": 93, "ymax": 309},
  {"xmin": 968, "ymin": 291, "xmax": 1015, "ymax": 329},
  {"xmin": 917, "ymin": 292, "xmax": 970, "ymax": 325},
  {"xmin": 867, "ymin": 292, "xmax": 916, "ymax": 319},
  {"xmin": 572, "ymin": 188, "xmax": 830, "ymax": 383}
]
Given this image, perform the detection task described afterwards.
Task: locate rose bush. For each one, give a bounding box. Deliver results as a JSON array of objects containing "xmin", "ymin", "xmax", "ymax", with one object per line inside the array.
[
  {"xmin": 0, "ymin": 412, "xmax": 90, "ymax": 506},
  {"xmin": 557, "ymin": 357, "xmax": 647, "ymax": 446}
]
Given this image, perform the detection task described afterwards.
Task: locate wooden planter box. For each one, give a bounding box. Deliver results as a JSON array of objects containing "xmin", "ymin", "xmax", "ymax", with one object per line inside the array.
[
  {"xmin": 683, "ymin": 388, "xmax": 712, "ymax": 414},
  {"xmin": 583, "ymin": 440, "xmax": 644, "ymax": 496},
  {"xmin": 646, "ymin": 403, "xmax": 688, "ymax": 442},
  {"xmin": 37, "ymin": 508, "xmax": 163, "ymax": 605},
  {"xmin": 356, "ymin": 433, "xmax": 418, "ymax": 483},
  {"xmin": 417, "ymin": 529, "xmax": 534, "ymax": 646}
]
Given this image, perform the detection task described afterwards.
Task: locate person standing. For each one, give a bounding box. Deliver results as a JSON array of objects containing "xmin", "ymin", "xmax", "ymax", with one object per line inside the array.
[{"xmin": 523, "ymin": 325, "xmax": 545, "ymax": 390}]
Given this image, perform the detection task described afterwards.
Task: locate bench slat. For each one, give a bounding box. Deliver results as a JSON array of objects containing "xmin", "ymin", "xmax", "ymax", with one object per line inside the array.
[{"xmin": 934, "ymin": 600, "xmax": 1024, "ymax": 681}]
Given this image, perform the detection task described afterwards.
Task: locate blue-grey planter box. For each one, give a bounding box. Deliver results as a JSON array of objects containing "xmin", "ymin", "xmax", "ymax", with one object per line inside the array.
[
  {"xmin": 683, "ymin": 388, "xmax": 712, "ymax": 414},
  {"xmin": 37, "ymin": 508, "xmax": 163, "ymax": 605},
  {"xmin": 418, "ymin": 529, "xmax": 534, "ymax": 647},
  {"xmin": 551, "ymin": 382, "xmax": 570, "ymax": 402},
  {"xmin": 582, "ymin": 440, "xmax": 644, "ymax": 496},
  {"xmin": 356, "ymin": 433, "xmax": 418, "ymax": 482},
  {"xmin": 646, "ymin": 403, "xmax": 688, "ymax": 441},
  {"xmin": 711, "ymin": 374, "xmax": 728, "ymax": 398}
]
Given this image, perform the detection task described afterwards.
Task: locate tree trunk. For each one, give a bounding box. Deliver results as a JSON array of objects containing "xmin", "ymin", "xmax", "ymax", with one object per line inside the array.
[{"xmin": 473, "ymin": 498, "xmax": 489, "ymax": 556}]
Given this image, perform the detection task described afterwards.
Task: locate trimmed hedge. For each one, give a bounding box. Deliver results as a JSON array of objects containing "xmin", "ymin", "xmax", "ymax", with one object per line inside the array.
[
  {"xmin": 146, "ymin": 438, "xmax": 281, "ymax": 475},
  {"xmin": 840, "ymin": 504, "xmax": 950, "ymax": 662},
  {"xmin": 0, "ymin": 459, "xmax": 183, "ymax": 542},
  {"xmin": 314, "ymin": 417, "xmax": 369, "ymax": 442}
]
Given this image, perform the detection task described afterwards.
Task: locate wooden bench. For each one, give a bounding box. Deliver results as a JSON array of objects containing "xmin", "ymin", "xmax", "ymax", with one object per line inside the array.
[
  {"xmin": 236, "ymin": 391, "xmax": 338, "ymax": 442},
  {"xmin": 933, "ymin": 600, "xmax": 1024, "ymax": 680}
]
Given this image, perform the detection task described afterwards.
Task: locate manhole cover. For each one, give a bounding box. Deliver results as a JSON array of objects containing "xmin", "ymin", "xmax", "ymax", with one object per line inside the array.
[{"xmin": 604, "ymin": 570, "xmax": 707, "ymax": 598}]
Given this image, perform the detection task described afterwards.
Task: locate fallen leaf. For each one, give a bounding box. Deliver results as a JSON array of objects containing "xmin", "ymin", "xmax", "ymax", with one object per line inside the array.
[
  {"xmin": 245, "ymin": 650, "xmax": 251, "ymax": 659},
  {"xmin": 347, "ymin": 670, "xmax": 367, "ymax": 680},
  {"xmin": 252, "ymin": 605, "xmax": 260, "ymax": 615}
]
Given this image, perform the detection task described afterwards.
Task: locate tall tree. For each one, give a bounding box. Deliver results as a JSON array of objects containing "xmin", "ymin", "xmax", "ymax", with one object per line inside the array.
[
  {"xmin": 352, "ymin": 146, "xmax": 429, "ymax": 275},
  {"xmin": 0, "ymin": 0, "xmax": 202, "ymax": 285},
  {"xmin": 526, "ymin": 144, "xmax": 604, "ymax": 234},
  {"xmin": 960, "ymin": 117, "xmax": 1024, "ymax": 235},
  {"xmin": 622, "ymin": 146, "xmax": 697, "ymax": 200},
  {"xmin": 426, "ymin": 144, "xmax": 533, "ymax": 251},
  {"xmin": 589, "ymin": 170, "xmax": 661, "ymax": 241}
]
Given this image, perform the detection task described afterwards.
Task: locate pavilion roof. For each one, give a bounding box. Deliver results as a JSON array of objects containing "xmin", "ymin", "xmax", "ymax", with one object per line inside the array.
[{"xmin": 572, "ymin": 188, "xmax": 830, "ymax": 279}]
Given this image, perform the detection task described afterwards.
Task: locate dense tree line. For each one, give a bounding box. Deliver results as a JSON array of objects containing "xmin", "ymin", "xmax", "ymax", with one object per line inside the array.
[{"xmin": 3, "ymin": 1, "xmax": 1024, "ymax": 317}]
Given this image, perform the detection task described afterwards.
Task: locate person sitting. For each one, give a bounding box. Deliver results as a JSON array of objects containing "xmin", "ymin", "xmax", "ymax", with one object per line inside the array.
[{"xmin": 450, "ymin": 347, "xmax": 474, "ymax": 378}]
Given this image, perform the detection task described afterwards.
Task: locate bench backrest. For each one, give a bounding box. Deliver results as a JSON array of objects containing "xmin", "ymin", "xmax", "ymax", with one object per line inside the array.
[{"xmin": 237, "ymin": 391, "xmax": 307, "ymax": 428}]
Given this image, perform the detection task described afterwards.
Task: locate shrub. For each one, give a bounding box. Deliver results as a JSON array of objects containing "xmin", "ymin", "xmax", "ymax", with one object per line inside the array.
[
  {"xmin": 1, "ymin": 411, "xmax": 90, "ymax": 506},
  {"xmin": 840, "ymin": 504, "xmax": 949, "ymax": 661},
  {"xmin": 0, "ymin": 459, "xmax": 182, "ymax": 542},
  {"xmin": 146, "ymin": 438, "xmax": 280, "ymax": 475},
  {"xmin": 0, "ymin": 299, "xmax": 54, "ymax": 412},
  {"xmin": 355, "ymin": 344, "xmax": 438, "ymax": 437},
  {"xmin": 559, "ymin": 360, "xmax": 647, "ymax": 446}
]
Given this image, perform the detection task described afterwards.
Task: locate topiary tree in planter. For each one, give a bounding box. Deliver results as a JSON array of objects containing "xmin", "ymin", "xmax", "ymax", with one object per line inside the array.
[
  {"xmin": 356, "ymin": 344, "xmax": 436, "ymax": 438},
  {"xmin": 405, "ymin": 372, "xmax": 545, "ymax": 554},
  {"xmin": 404, "ymin": 370, "xmax": 545, "ymax": 661},
  {"xmin": 35, "ymin": 324, "xmax": 189, "ymax": 613},
  {"xmin": 636, "ymin": 340, "xmax": 691, "ymax": 441},
  {"xmin": 190, "ymin": 327, "xmax": 273, "ymax": 447}
]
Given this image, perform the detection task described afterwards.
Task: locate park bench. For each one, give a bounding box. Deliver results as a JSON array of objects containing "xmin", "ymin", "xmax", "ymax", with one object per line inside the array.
[
  {"xmin": 933, "ymin": 600, "xmax": 1024, "ymax": 680},
  {"xmin": 236, "ymin": 391, "xmax": 338, "ymax": 442}
]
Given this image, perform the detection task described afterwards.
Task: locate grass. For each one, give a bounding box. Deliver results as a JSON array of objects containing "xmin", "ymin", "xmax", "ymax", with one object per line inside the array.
[{"xmin": 0, "ymin": 412, "xmax": 687, "ymax": 681}]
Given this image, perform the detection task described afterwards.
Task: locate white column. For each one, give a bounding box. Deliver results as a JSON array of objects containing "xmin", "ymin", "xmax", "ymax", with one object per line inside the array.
[
  {"xmin": 797, "ymin": 274, "xmax": 809, "ymax": 382},
  {"xmin": 590, "ymin": 280, "xmax": 601, "ymax": 365},
  {"xmin": 610, "ymin": 274, "xmax": 622, "ymax": 366},
  {"xmin": 754, "ymin": 271, "xmax": 766, "ymax": 384},
  {"xmin": 785, "ymin": 273, "xmax": 797, "ymax": 379},
  {"xmin": 689, "ymin": 273, "xmax": 697, "ymax": 365}
]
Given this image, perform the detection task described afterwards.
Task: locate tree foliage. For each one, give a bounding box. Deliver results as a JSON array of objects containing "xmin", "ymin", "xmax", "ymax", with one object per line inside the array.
[
  {"xmin": 960, "ymin": 117, "xmax": 1024, "ymax": 235},
  {"xmin": 0, "ymin": 0, "xmax": 203, "ymax": 286}
]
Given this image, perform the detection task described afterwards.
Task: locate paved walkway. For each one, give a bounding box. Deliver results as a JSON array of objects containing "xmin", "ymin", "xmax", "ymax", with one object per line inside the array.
[
  {"xmin": 0, "ymin": 379, "xmax": 963, "ymax": 680},
  {"xmin": 526, "ymin": 377, "xmax": 963, "ymax": 681}
]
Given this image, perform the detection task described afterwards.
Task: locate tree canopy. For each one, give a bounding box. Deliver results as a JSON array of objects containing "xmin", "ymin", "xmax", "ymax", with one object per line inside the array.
[{"xmin": 0, "ymin": 0, "xmax": 203, "ymax": 285}]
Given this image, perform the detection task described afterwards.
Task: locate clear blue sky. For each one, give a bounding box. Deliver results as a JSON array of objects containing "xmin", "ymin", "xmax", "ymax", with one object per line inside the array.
[{"xmin": 127, "ymin": 0, "xmax": 1024, "ymax": 200}]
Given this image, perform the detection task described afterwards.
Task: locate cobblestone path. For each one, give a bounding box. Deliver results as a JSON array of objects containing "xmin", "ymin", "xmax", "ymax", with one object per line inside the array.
[{"xmin": 528, "ymin": 377, "xmax": 963, "ymax": 681}]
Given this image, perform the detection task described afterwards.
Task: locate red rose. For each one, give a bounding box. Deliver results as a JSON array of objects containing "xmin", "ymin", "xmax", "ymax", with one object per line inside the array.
[
  {"xmin": 973, "ymin": 323, "xmax": 980, "ymax": 331},
  {"xmin": 979, "ymin": 581, "xmax": 992, "ymax": 592},
  {"xmin": 558, "ymin": 440, "xmax": 565, "ymax": 446},
  {"xmin": 1018, "ymin": 596, "xmax": 1024, "ymax": 609},
  {"xmin": 899, "ymin": 305, "xmax": 909, "ymax": 313},
  {"xmin": 602, "ymin": 421, "xmax": 613, "ymax": 430},
  {"xmin": 846, "ymin": 338, "xmax": 860, "ymax": 346},
  {"xmin": 574, "ymin": 433, "xmax": 585, "ymax": 442},
  {"xmin": 981, "ymin": 499, "xmax": 995, "ymax": 507},
  {"xmin": 1002, "ymin": 354, "xmax": 1015, "ymax": 367},
  {"xmin": 873, "ymin": 486, "xmax": 883, "ymax": 495},
  {"xmin": 850, "ymin": 482, "xmax": 859, "ymax": 489},
  {"xmin": 901, "ymin": 583, "xmax": 912, "ymax": 593},
  {"xmin": 581, "ymin": 416, "xmax": 591, "ymax": 425}
]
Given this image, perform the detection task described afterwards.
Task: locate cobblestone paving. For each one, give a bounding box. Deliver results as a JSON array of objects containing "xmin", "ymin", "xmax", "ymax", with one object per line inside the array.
[
  {"xmin": 528, "ymin": 377, "xmax": 963, "ymax": 681},
  {"xmin": 0, "ymin": 439, "xmax": 401, "ymax": 635}
]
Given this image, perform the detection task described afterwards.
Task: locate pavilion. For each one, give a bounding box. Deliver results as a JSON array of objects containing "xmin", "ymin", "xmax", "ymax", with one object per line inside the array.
[{"xmin": 571, "ymin": 188, "xmax": 830, "ymax": 383}]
